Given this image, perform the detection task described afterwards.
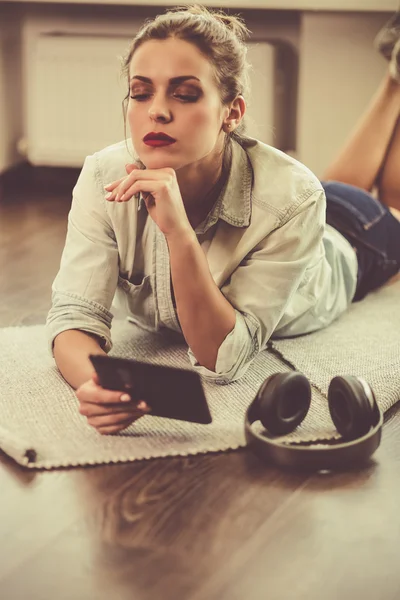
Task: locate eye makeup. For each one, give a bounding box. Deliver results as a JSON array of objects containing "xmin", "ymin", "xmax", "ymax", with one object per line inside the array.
[
  {"xmin": 130, "ymin": 84, "xmax": 202, "ymax": 103},
  {"xmin": 129, "ymin": 75, "xmax": 203, "ymax": 100}
]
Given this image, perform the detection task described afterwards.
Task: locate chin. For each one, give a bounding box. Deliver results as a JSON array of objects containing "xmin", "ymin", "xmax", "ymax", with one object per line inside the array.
[{"xmin": 140, "ymin": 153, "xmax": 188, "ymax": 172}]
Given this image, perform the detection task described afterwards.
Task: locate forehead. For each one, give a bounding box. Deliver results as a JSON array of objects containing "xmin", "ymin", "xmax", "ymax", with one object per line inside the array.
[{"xmin": 129, "ymin": 38, "xmax": 215, "ymax": 83}]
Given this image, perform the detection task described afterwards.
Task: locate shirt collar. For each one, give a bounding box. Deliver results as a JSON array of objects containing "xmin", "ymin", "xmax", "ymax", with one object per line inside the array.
[{"xmin": 195, "ymin": 139, "xmax": 253, "ymax": 234}]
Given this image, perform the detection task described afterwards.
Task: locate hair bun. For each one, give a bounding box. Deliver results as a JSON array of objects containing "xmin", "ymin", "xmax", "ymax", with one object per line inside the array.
[
  {"xmin": 179, "ymin": 4, "xmax": 250, "ymax": 41},
  {"xmin": 213, "ymin": 13, "xmax": 250, "ymax": 41}
]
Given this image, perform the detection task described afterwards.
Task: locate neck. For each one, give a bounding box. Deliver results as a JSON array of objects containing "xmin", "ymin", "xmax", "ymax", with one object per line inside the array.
[{"xmin": 178, "ymin": 143, "xmax": 231, "ymax": 229}]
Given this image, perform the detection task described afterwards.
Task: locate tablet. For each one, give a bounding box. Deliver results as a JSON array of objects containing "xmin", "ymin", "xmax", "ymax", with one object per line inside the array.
[{"xmin": 89, "ymin": 354, "xmax": 212, "ymax": 425}]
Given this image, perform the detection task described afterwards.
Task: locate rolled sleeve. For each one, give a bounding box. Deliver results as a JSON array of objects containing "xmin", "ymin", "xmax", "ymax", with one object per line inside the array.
[
  {"xmin": 46, "ymin": 290, "xmax": 114, "ymax": 355},
  {"xmin": 187, "ymin": 310, "xmax": 259, "ymax": 384},
  {"xmin": 46, "ymin": 153, "xmax": 119, "ymax": 355}
]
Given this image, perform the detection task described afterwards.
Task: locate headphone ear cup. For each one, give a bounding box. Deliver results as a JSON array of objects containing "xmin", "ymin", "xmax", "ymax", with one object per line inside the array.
[
  {"xmin": 328, "ymin": 376, "xmax": 376, "ymax": 439},
  {"xmin": 257, "ymin": 372, "xmax": 311, "ymax": 436}
]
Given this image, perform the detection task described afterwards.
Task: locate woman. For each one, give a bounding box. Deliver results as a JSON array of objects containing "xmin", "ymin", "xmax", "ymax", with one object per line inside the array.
[{"xmin": 46, "ymin": 6, "xmax": 400, "ymax": 435}]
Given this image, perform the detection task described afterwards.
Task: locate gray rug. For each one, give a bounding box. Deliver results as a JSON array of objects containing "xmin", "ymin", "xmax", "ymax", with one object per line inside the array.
[{"xmin": 0, "ymin": 279, "xmax": 399, "ymax": 470}]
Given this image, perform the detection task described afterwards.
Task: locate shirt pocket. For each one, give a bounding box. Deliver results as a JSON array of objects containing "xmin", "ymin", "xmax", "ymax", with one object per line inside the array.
[{"xmin": 117, "ymin": 274, "xmax": 156, "ymax": 328}]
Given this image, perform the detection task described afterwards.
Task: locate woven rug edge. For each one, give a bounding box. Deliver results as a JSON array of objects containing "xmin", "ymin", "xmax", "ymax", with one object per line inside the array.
[{"xmin": 12, "ymin": 441, "xmax": 246, "ymax": 470}]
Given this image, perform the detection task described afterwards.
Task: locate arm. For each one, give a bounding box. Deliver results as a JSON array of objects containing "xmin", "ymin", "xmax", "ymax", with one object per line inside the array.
[
  {"xmin": 48, "ymin": 157, "xmax": 152, "ymax": 434},
  {"xmin": 166, "ymin": 228, "xmax": 236, "ymax": 372},
  {"xmin": 53, "ymin": 330, "xmax": 106, "ymax": 389},
  {"xmin": 46, "ymin": 154, "xmax": 119, "ymax": 386},
  {"xmin": 188, "ymin": 188, "xmax": 327, "ymax": 382},
  {"xmin": 53, "ymin": 328, "xmax": 149, "ymax": 435}
]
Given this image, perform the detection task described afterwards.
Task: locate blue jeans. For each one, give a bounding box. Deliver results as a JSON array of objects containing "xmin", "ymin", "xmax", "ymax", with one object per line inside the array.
[{"xmin": 321, "ymin": 181, "xmax": 400, "ymax": 302}]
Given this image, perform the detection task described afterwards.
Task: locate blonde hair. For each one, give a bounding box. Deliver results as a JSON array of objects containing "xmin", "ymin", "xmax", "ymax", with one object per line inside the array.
[{"xmin": 120, "ymin": 4, "xmax": 251, "ymax": 144}]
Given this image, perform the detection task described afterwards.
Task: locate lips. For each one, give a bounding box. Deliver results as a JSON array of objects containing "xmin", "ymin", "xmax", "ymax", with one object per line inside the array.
[{"xmin": 143, "ymin": 132, "xmax": 176, "ymax": 147}]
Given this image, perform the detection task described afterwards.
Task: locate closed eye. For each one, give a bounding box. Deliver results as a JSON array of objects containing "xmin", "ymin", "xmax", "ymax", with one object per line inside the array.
[
  {"xmin": 129, "ymin": 93, "xmax": 199, "ymax": 103},
  {"xmin": 130, "ymin": 93, "xmax": 150, "ymax": 101},
  {"xmin": 173, "ymin": 94, "xmax": 199, "ymax": 102}
]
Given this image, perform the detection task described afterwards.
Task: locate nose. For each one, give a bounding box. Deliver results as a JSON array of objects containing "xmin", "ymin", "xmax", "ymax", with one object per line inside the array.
[{"xmin": 148, "ymin": 92, "xmax": 172, "ymax": 124}]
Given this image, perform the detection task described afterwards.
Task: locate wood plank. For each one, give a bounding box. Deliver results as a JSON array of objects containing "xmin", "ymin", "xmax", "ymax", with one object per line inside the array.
[{"xmin": 0, "ymin": 451, "xmax": 308, "ymax": 599}]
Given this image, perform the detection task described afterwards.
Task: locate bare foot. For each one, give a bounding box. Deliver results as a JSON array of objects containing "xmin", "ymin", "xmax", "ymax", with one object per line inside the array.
[
  {"xmin": 389, "ymin": 206, "xmax": 400, "ymax": 221},
  {"xmin": 390, "ymin": 38, "xmax": 400, "ymax": 82},
  {"xmin": 375, "ymin": 11, "xmax": 400, "ymax": 61}
]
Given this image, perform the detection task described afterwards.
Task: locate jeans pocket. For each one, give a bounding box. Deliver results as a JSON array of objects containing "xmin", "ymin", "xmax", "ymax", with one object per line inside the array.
[{"xmin": 323, "ymin": 182, "xmax": 386, "ymax": 232}]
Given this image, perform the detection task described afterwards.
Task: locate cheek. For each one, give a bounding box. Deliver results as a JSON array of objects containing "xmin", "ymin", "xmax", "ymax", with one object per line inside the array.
[
  {"xmin": 127, "ymin": 104, "xmax": 142, "ymax": 138},
  {"xmin": 127, "ymin": 103, "xmax": 136, "ymax": 124},
  {"xmin": 186, "ymin": 104, "xmax": 221, "ymax": 136}
]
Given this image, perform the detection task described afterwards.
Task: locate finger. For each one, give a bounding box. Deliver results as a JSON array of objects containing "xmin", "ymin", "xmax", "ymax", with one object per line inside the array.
[
  {"xmin": 105, "ymin": 187, "xmax": 122, "ymax": 201},
  {"xmin": 104, "ymin": 177, "xmax": 125, "ymax": 192},
  {"xmin": 79, "ymin": 401, "xmax": 148, "ymax": 418},
  {"xmin": 76, "ymin": 381, "xmax": 135, "ymax": 406},
  {"xmin": 87, "ymin": 412, "xmax": 143, "ymax": 428},
  {"xmin": 117, "ymin": 183, "xmax": 143, "ymax": 203},
  {"xmin": 117, "ymin": 169, "xmax": 176, "ymax": 200},
  {"xmin": 115, "ymin": 176, "xmax": 140, "ymax": 202},
  {"xmin": 120, "ymin": 180, "xmax": 163, "ymax": 204},
  {"xmin": 125, "ymin": 163, "xmax": 139, "ymax": 174},
  {"xmin": 113, "ymin": 176, "xmax": 140, "ymax": 202},
  {"xmin": 78, "ymin": 402, "xmax": 138, "ymax": 417},
  {"xmin": 110, "ymin": 164, "xmax": 140, "ymax": 201},
  {"xmin": 106, "ymin": 166, "xmax": 170, "ymax": 200},
  {"xmin": 116, "ymin": 169, "xmax": 173, "ymax": 201},
  {"xmin": 105, "ymin": 171, "xmax": 140, "ymax": 200},
  {"xmin": 96, "ymin": 420, "xmax": 136, "ymax": 435}
]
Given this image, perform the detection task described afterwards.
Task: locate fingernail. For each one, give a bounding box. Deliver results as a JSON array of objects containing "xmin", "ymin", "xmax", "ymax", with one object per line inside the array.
[
  {"xmin": 120, "ymin": 393, "xmax": 131, "ymax": 402},
  {"xmin": 104, "ymin": 183, "xmax": 112, "ymax": 189},
  {"xmin": 137, "ymin": 401, "xmax": 150, "ymax": 412},
  {"xmin": 105, "ymin": 192, "xmax": 113, "ymax": 200},
  {"xmin": 115, "ymin": 194, "xmax": 120, "ymax": 202},
  {"xmin": 120, "ymin": 193, "xmax": 125, "ymax": 201}
]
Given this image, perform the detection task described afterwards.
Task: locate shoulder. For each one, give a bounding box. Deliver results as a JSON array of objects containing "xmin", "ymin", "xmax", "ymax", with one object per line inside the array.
[
  {"xmin": 72, "ymin": 140, "xmax": 138, "ymax": 221},
  {"xmin": 89, "ymin": 139, "xmax": 136, "ymax": 185},
  {"xmin": 240, "ymin": 137, "xmax": 324, "ymax": 222}
]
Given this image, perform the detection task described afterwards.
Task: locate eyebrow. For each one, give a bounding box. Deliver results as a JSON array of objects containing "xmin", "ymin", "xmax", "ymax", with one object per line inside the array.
[{"xmin": 130, "ymin": 75, "xmax": 201, "ymax": 85}]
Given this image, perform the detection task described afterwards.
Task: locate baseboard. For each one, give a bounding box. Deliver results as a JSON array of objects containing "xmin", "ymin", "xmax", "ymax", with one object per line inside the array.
[{"xmin": 0, "ymin": 162, "xmax": 81, "ymax": 201}]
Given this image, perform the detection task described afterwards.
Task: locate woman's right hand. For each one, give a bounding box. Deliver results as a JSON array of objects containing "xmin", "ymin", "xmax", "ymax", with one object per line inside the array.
[{"xmin": 76, "ymin": 373, "xmax": 150, "ymax": 435}]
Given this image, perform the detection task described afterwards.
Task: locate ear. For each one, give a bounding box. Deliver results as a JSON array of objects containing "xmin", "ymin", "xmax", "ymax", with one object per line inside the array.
[{"xmin": 224, "ymin": 95, "xmax": 246, "ymax": 132}]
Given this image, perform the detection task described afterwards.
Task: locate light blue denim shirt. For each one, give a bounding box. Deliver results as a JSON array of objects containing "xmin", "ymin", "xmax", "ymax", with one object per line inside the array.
[{"xmin": 46, "ymin": 136, "xmax": 358, "ymax": 383}]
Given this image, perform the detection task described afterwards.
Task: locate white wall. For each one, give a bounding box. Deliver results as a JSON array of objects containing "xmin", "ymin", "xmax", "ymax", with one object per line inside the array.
[
  {"xmin": 297, "ymin": 11, "xmax": 390, "ymax": 178},
  {"xmin": 0, "ymin": 4, "xmax": 23, "ymax": 174}
]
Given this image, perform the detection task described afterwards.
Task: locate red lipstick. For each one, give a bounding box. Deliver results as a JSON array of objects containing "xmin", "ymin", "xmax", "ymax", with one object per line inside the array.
[{"xmin": 143, "ymin": 132, "xmax": 176, "ymax": 147}]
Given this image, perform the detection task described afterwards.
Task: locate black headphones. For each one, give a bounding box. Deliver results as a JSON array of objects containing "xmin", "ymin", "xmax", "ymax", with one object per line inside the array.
[{"xmin": 245, "ymin": 372, "xmax": 383, "ymax": 471}]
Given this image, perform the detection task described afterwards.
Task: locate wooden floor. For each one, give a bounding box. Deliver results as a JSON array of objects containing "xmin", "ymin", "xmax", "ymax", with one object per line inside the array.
[{"xmin": 1, "ymin": 166, "xmax": 400, "ymax": 600}]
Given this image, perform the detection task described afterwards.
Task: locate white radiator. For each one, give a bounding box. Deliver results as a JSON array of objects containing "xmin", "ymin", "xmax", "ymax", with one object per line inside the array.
[{"xmin": 23, "ymin": 21, "xmax": 295, "ymax": 167}]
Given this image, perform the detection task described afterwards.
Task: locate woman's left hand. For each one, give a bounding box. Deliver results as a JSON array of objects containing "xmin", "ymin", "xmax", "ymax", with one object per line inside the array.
[{"xmin": 104, "ymin": 164, "xmax": 192, "ymax": 238}]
